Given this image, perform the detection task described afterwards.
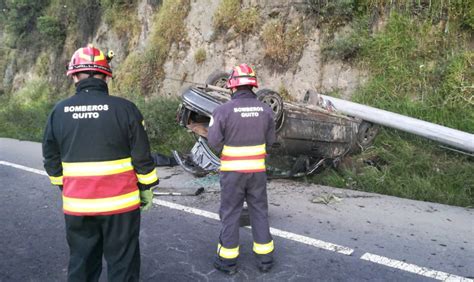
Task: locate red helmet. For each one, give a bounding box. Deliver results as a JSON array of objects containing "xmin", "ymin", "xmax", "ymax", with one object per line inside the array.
[
  {"xmin": 225, "ymin": 63, "xmax": 258, "ymax": 89},
  {"xmin": 66, "ymin": 44, "xmax": 113, "ymax": 77}
]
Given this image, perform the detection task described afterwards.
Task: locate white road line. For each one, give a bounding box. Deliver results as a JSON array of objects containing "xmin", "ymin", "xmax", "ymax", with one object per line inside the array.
[
  {"xmin": 268, "ymin": 227, "xmax": 353, "ymax": 255},
  {"xmin": 1, "ymin": 160, "xmax": 471, "ymax": 281},
  {"xmin": 0, "ymin": 161, "xmax": 48, "ymax": 176},
  {"xmin": 361, "ymin": 253, "xmax": 473, "ymax": 282},
  {"xmin": 154, "ymin": 199, "xmax": 220, "ymax": 220},
  {"xmin": 154, "ymin": 199, "xmax": 354, "ymax": 255}
]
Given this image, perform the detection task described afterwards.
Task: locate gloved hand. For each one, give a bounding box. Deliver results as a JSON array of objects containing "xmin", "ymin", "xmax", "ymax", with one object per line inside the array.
[{"xmin": 140, "ymin": 189, "xmax": 154, "ymax": 212}]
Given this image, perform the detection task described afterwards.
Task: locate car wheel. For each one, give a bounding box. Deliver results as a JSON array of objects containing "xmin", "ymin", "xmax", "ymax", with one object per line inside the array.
[
  {"xmin": 255, "ymin": 89, "xmax": 284, "ymax": 123},
  {"xmin": 356, "ymin": 121, "xmax": 379, "ymax": 150},
  {"xmin": 205, "ymin": 70, "xmax": 230, "ymax": 89}
]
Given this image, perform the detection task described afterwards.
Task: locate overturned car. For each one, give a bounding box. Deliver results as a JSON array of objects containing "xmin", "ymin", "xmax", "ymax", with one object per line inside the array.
[{"xmin": 173, "ymin": 71, "xmax": 379, "ymax": 178}]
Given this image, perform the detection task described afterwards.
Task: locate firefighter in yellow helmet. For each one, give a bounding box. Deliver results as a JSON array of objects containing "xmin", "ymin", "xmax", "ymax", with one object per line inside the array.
[
  {"xmin": 42, "ymin": 44, "xmax": 158, "ymax": 281},
  {"xmin": 208, "ymin": 64, "xmax": 276, "ymax": 274}
]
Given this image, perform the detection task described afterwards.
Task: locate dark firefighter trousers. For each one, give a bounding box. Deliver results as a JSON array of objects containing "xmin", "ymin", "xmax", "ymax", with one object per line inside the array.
[
  {"xmin": 65, "ymin": 209, "xmax": 140, "ymax": 282},
  {"xmin": 218, "ymin": 171, "xmax": 273, "ymax": 257}
]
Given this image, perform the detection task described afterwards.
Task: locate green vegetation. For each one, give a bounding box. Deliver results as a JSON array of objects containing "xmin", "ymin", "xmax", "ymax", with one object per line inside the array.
[
  {"xmin": 312, "ymin": 130, "xmax": 474, "ymax": 207},
  {"xmin": 194, "ymin": 48, "xmax": 207, "ymax": 65},
  {"xmin": 234, "ymin": 7, "xmax": 261, "ymax": 34},
  {"xmin": 124, "ymin": 94, "xmax": 195, "ymax": 154},
  {"xmin": 321, "ymin": 17, "xmax": 369, "ymax": 61},
  {"xmin": 278, "ymin": 84, "xmax": 294, "ymax": 102},
  {"xmin": 261, "ymin": 19, "xmax": 306, "ymax": 66},
  {"xmin": 0, "ymin": 49, "xmax": 8, "ymax": 95},
  {"xmin": 356, "ymin": 1, "xmax": 473, "ymax": 29},
  {"xmin": 315, "ymin": 5, "xmax": 474, "ymax": 207},
  {"xmin": 0, "ymin": 80, "xmax": 54, "ymax": 141},
  {"xmin": 2, "ymin": 0, "xmax": 48, "ymax": 48},
  {"xmin": 213, "ymin": 0, "xmax": 261, "ymax": 35},
  {"xmin": 356, "ymin": 19, "xmax": 473, "ymax": 131},
  {"xmin": 37, "ymin": 16, "xmax": 66, "ymax": 47},
  {"xmin": 101, "ymin": 0, "xmax": 140, "ymax": 39},
  {"xmin": 213, "ymin": 0, "xmax": 240, "ymax": 31},
  {"xmin": 114, "ymin": 0, "xmax": 191, "ymax": 95},
  {"xmin": 306, "ymin": 0, "xmax": 354, "ymax": 28}
]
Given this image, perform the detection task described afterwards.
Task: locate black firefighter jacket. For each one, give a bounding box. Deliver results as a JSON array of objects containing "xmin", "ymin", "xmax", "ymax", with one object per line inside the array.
[{"xmin": 42, "ymin": 77, "xmax": 158, "ymax": 216}]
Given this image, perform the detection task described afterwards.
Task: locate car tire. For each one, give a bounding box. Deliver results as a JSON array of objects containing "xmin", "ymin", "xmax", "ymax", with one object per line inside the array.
[
  {"xmin": 205, "ymin": 70, "xmax": 230, "ymax": 89},
  {"xmin": 255, "ymin": 89, "xmax": 284, "ymax": 123}
]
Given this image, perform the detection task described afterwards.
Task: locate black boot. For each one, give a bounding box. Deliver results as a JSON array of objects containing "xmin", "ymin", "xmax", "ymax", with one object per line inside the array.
[
  {"xmin": 214, "ymin": 257, "xmax": 238, "ymax": 275},
  {"xmin": 255, "ymin": 252, "xmax": 274, "ymax": 273}
]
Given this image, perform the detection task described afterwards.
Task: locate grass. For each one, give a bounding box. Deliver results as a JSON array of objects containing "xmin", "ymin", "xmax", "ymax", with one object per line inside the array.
[
  {"xmin": 213, "ymin": 0, "xmax": 260, "ymax": 35},
  {"xmin": 311, "ymin": 129, "xmax": 473, "ymax": 207},
  {"xmin": 0, "ymin": 48, "xmax": 8, "ymax": 95},
  {"xmin": 234, "ymin": 7, "xmax": 261, "ymax": 34},
  {"xmin": 0, "ymin": 80, "xmax": 54, "ymax": 141},
  {"xmin": 306, "ymin": 0, "xmax": 354, "ymax": 28},
  {"xmin": 101, "ymin": 1, "xmax": 140, "ymax": 40},
  {"xmin": 213, "ymin": 0, "xmax": 240, "ymax": 31},
  {"xmin": 132, "ymin": 96, "xmax": 195, "ymax": 155},
  {"xmin": 315, "ymin": 10, "xmax": 474, "ymax": 207},
  {"xmin": 261, "ymin": 18, "xmax": 306, "ymax": 66},
  {"xmin": 113, "ymin": 0, "xmax": 191, "ymax": 95},
  {"xmin": 278, "ymin": 84, "xmax": 294, "ymax": 102},
  {"xmin": 37, "ymin": 15, "xmax": 66, "ymax": 47},
  {"xmin": 194, "ymin": 48, "xmax": 207, "ymax": 65},
  {"xmin": 355, "ymin": 13, "xmax": 473, "ymax": 131},
  {"xmin": 321, "ymin": 16, "xmax": 370, "ymax": 61}
]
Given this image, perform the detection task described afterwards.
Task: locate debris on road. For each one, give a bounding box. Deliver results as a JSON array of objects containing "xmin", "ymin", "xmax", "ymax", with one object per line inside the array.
[
  {"xmin": 311, "ymin": 194, "xmax": 342, "ymax": 205},
  {"xmin": 153, "ymin": 187, "xmax": 205, "ymax": 196}
]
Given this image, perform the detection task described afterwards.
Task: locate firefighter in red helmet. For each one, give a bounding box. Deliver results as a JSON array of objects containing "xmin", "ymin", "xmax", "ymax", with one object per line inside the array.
[
  {"xmin": 208, "ymin": 63, "xmax": 276, "ymax": 274},
  {"xmin": 42, "ymin": 44, "xmax": 158, "ymax": 281}
]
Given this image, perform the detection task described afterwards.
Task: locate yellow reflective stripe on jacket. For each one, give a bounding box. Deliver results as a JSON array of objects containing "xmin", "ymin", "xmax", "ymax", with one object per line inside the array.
[
  {"xmin": 217, "ymin": 244, "xmax": 239, "ymax": 259},
  {"xmin": 49, "ymin": 175, "xmax": 63, "ymax": 185},
  {"xmin": 63, "ymin": 190, "xmax": 140, "ymax": 213},
  {"xmin": 222, "ymin": 144, "xmax": 266, "ymax": 157},
  {"xmin": 253, "ymin": 240, "xmax": 274, "ymax": 255},
  {"xmin": 136, "ymin": 168, "xmax": 158, "ymax": 185},
  {"xmin": 220, "ymin": 159, "xmax": 265, "ymax": 171},
  {"xmin": 62, "ymin": 157, "xmax": 133, "ymax": 176}
]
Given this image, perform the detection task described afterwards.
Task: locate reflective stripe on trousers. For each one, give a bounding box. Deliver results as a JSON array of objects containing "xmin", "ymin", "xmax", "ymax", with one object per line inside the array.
[
  {"xmin": 217, "ymin": 171, "xmax": 273, "ymax": 258},
  {"xmin": 253, "ymin": 240, "xmax": 274, "ymax": 254},
  {"xmin": 217, "ymin": 244, "xmax": 239, "ymax": 259}
]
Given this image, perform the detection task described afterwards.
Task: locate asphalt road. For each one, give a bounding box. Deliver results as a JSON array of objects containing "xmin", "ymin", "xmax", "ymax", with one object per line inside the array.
[{"xmin": 0, "ymin": 138, "xmax": 473, "ymax": 281}]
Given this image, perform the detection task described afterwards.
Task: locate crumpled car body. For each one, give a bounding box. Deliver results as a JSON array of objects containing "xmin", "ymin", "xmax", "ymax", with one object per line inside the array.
[{"xmin": 173, "ymin": 76, "xmax": 378, "ymax": 178}]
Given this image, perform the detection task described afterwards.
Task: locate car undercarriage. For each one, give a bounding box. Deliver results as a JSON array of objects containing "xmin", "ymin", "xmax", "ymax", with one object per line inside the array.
[{"xmin": 173, "ymin": 72, "xmax": 379, "ymax": 178}]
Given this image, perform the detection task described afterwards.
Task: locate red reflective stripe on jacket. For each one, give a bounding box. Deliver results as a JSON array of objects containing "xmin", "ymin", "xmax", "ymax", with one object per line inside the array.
[
  {"xmin": 63, "ymin": 170, "xmax": 138, "ymax": 199},
  {"xmin": 62, "ymin": 170, "xmax": 139, "ymax": 215}
]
